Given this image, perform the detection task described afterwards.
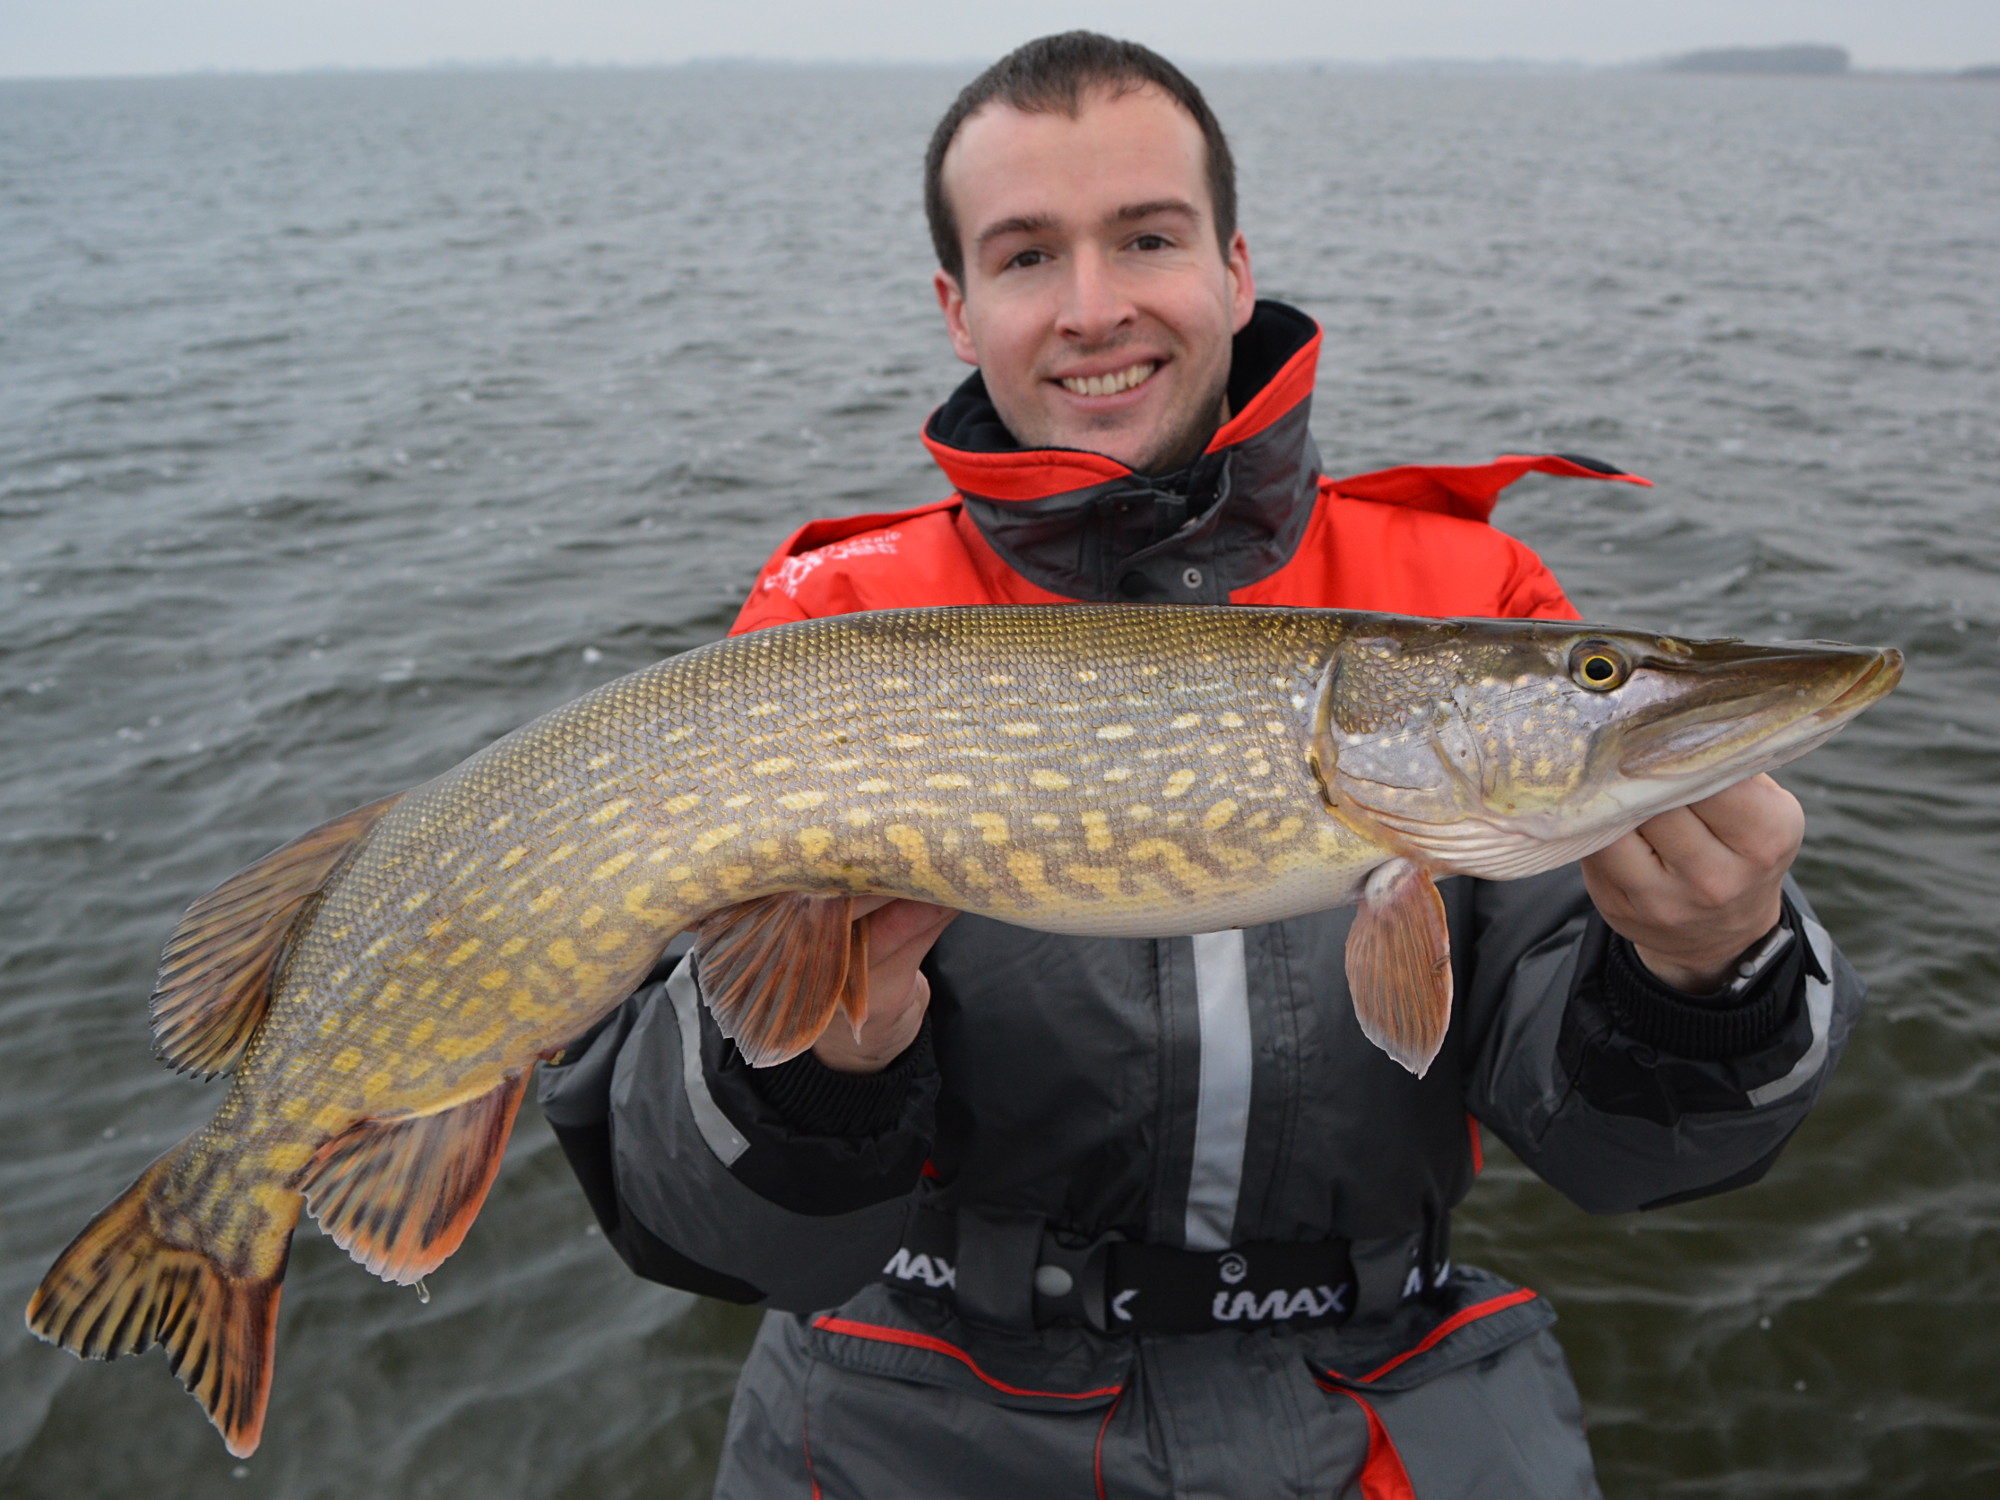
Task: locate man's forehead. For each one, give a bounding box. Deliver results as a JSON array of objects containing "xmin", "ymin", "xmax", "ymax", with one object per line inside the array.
[{"xmin": 942, "ymin": 84, "xmax": 1211, "ymax": 235}]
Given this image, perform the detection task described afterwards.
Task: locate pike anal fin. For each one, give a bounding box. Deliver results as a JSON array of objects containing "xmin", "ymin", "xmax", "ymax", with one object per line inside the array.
[
  {"xmin": 300, "ymin": 1073, "xmax": 528, "ymax": 1285},
  {"xmin": 691, "ymin": 892, "xmax": 860, "ymax": 1067},
  {"xmin": 25, "ymin": 1147, "xmax": 296, "ymax": 1459},
  {"xmin": 1345, "ymin": 859, "xmax": 1453, "ymax": 1078},
  {"xmin": 151, "ymin": 792, "xmax": 404, "ymax": 1079}
]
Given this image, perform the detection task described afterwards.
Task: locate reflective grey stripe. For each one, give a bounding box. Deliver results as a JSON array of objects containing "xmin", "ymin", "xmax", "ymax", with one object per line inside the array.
[
  {"xmin": 1747, "ymin": 916, "xmax": 1835, "ymax": 1108},
  {"xmin": 668, "ymin": 959, "xmax": 750, "ymax": 1166},
  {"xmin": 1184, "ymin": 930, "xmax": 1254, "ymax": 1251}
]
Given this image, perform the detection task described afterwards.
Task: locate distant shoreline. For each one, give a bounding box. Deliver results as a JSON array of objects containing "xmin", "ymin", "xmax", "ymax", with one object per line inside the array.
[{"xmin": 3, "ymin": 55, "xmax": 1998, "ymax": 86}]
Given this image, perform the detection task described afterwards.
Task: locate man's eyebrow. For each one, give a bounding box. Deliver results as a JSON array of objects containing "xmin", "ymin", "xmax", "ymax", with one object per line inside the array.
[
  {"xmin": 1111, "ymin": 198, "xmax": 1201, "ymax": 225},
  {"xmin": 975, "ymin": 212, "xmax": 1059, "ymax": 248}
]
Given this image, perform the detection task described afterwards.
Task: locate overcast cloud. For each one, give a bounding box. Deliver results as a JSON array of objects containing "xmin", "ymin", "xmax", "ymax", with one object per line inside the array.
[{"xmin": 4, "ymin": 0, "xmax": 1997, "ymax": 79}]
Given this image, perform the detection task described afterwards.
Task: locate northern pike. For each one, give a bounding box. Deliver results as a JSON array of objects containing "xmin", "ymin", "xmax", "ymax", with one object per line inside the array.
[{"xmin": 27, "ymin": 604, "xmax": 1900, "ymax": 1455}]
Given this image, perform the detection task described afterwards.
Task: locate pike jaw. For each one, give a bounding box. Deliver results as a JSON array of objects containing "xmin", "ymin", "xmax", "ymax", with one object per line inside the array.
[{"xmin": 1314, "ymin": 620, "xmax": 1902, "ymax": 880}]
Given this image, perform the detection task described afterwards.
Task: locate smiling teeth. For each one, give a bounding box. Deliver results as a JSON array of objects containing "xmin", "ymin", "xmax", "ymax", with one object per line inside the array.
[{"xmin": 1061, "ymin": 362, "xmax": 1156, "ymax": 397}]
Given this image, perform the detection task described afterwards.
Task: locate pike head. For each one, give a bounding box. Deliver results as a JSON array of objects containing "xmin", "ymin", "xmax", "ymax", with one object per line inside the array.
[{"xmin": 1313, "ymin": 617, "xmax": 1902, "ymax": 881}]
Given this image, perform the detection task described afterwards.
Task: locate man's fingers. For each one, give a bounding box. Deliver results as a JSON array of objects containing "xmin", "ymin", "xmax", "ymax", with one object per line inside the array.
[
  {"xmin": 811, "ymin": 899, "xmax": 954, "ymax": 1074},
  {"xmin": 1621, "ymin": 804, "xmax": 1730, "ymax": 879},
  {"xmin": 1579, "ymin": 828, "xmax": 1661, "ymax": 903},
  {"xmin": 1680, "ymin": 775, "xmax": 1804, "ymax": 867},
  {"xmin": 863, "ymin": 899, "xmax": 959, "ymax": 960}
]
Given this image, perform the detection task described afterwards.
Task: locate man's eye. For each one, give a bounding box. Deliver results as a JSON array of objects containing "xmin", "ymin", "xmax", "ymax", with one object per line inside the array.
[
  {"xmin": 1005, "ymin": 248, "xmax": 1050, "ymax": 270},
  {"xmin": 1131, "ymin": 234, "xmax": 1172, "ymax": 252}
]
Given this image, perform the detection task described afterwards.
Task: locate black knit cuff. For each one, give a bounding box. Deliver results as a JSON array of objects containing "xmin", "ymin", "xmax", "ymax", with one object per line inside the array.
[
  {"xmin": 1599, "ymin": 920, "xmax": 1802, "ymax": 1062},
  {"xmin": 746, "ymin": 1018, "xmax": 936, "ymax": 1139}
]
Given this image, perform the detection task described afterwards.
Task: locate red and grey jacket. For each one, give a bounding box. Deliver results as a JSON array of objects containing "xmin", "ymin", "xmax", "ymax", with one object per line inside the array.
[
  {"xmin": 733, "ymin": 300, "xmax": 1637, "ymax": 631},
  {"xmin": 540, "ymin": 300, "xmax": 1860, "ymax": 1497}
]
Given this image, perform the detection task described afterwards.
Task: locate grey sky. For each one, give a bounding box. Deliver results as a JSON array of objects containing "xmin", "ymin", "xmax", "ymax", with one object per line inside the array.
[{"xmin": 4, "ymin": 0, "xmax": 1997, "ymax": 79}]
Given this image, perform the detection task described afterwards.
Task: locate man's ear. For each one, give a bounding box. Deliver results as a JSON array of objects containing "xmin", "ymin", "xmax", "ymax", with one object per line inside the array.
[
  {"xmin": 934, "ymin": 269, "xmax": 981, "ymax": 367},
  {"xmin": 1226, "ymin": 230, "xmax": 1256, "ymax": 333}
]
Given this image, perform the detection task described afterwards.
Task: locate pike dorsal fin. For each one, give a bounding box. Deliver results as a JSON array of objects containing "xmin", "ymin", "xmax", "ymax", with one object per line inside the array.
[
  {"xmin": 1345, "ymin": 859, "xmax": 1454, "ymax": 1078},
  {"xmin": 301, "ymin": 1073, "xmax": 528, "ymax": 1285},
  {"xmin": 691, "ymin": 892, "xmax": 860, "ymax": 1067},
  {"xmin": 150, "ymin": 793, "xmax": 403, "ymax": 1079}
]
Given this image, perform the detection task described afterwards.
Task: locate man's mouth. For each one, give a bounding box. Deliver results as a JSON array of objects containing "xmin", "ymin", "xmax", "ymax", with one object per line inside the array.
[{"xmin": 1057, "ymin": 361, "xmax": 1158, "ymax": 398}]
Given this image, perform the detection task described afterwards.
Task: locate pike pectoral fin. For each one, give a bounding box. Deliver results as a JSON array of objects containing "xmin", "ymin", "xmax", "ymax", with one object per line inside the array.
[
  {"xmin": 1345, "ymin": 859, "xmax": 1453, "ymax": 1078},
  {"xmin": 300, "ymin": 1073, "xmax": 528, "ymax": 1285},
  {"xmin": 691, "ymin": 892, "xmax": 858, "ymax": 1067},
  {"xmin": 151, "ymin": 792, "xmax": 405, "ymax": 1079},
  {"xmin": 26, "ymin": 1147, "xmax": 295, "ymax": 1459}
]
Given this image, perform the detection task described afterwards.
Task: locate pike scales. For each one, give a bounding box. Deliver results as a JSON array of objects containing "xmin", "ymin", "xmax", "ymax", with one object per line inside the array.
[{"xmin": 25, "ymin": 603, "xmax": 1900, "ymax": 1458}]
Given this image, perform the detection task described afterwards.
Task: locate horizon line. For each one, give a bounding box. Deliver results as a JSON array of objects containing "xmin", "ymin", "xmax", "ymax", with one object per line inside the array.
[{"xmin": 6, "ymin": 53, "xmax": 1999, "ymax": 86}]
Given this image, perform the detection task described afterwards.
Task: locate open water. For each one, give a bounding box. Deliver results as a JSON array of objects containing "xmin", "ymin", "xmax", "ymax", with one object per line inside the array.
[{"xmin": 1, "ymin": 64, "xmax": 1996, "ymax": 1498}]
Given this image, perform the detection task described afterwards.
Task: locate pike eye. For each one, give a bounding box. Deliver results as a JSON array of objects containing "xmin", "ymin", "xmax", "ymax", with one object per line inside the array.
[{"xmin": 1569, "ymin": 643, "xmax": 1629, "ymax": 691}]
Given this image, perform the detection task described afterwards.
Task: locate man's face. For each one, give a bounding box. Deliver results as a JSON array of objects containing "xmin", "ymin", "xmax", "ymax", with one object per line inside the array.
[{"xmin": 934, "ymin": 85, "xmax": 1255, "ymax": 475}]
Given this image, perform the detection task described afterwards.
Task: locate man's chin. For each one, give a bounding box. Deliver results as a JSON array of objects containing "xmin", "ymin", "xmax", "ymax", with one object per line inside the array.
[{"xmin": 1037, "ymin": 408, "xmax": 1221, "ymax": 476}]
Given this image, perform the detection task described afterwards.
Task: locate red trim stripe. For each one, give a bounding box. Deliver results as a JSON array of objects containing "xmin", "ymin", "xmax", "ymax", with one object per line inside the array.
[
  {"xmin": 1205, "ymin": 328, "xmax": 1323, "ymax": 452},
  {"xmin": 1339, "ymin": 1391, "xmax": 1418, "ymax": 1500},
  {"xmin": 1321, "ymin": 1289, "xmax": 1540, "ymax": 1386},
  {"xmin": 1093, "ymin": 1387, "xmax": 1125, "ymax": 1500},
  {"xmin": 1467, "ymin": 1112, "xmax": 1484, "ymax": 1174},
  {"xmin": 812, "ymin": 1315, "xmax": 1126, "ymax": 1400}
]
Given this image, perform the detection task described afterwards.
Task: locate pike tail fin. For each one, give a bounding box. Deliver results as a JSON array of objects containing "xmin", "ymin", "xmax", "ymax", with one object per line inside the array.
[
  {"xmin": 691, "ymin": 892, "xmax": 865, "ymax": 1066},
  {"xmin": 1346, "ymin": 859, "xmax": 1454, "ymax": 1078},
  {"xmin": 26, "ymin": 1146, "xmax": 298, "ymax": 1458}
]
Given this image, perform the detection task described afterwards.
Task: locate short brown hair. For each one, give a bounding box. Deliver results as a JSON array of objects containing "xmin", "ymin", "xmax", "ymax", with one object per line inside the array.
[{"xmin": 924, "ymin": 32, "xmax": 1238, "ymax": 283}]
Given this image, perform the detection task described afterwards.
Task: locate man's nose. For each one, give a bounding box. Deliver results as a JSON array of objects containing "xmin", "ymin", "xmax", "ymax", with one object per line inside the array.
[{"xmin": 1055, "ymin": 246, "xmax": 1134, "ymax": 343}]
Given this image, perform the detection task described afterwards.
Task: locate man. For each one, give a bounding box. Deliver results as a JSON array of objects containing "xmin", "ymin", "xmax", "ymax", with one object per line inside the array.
[{"xmin": 542, "ymin": 33, "xmax": 1859, "ymax": 1497}]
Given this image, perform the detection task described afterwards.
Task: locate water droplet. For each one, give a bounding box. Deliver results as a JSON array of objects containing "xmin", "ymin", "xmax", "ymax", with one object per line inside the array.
[
  {"xmin": 1758, "ymin": 1316, "xmax": 1772, "ymax": 1330},
  {"xmin": 101, "ymin": 1126, "xmax": 117, "ymax": 1139},
  {"xmin": 1793, "ymin": 1380, "xmax": 1806, "ymax": 1392},
  {"xmin": 232, "ymin": 1465, "xmax": 250, "ymax": 1479},
  {"xmin": 582, "ymin": 646, "xmax": 603, "ymax": 664},
  {"xmin": 414, "ymin": 1277, "xmax": 430, "ymax": 1305}
]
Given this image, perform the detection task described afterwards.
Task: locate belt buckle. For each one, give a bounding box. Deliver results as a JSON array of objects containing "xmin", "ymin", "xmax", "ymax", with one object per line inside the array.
[{"xmin": 1031, "ymin": 1228, "xmax": 1122, "ymax": 1332}]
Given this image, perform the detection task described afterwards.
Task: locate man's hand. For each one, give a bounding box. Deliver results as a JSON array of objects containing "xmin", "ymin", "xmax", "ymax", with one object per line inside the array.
[
  {"xmin": 810, "ymin": 898, "xmax": 959, "ymax": 1074},
  {"xmin": 1580, "ymin": 773, "xmax": 1804, "ymax": 993}
]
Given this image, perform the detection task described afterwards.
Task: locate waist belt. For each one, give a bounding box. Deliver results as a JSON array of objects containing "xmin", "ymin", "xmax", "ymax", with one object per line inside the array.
[{"xmin": 879, "ymin": 1205, "xmax": 1362, "ymax": 1336}]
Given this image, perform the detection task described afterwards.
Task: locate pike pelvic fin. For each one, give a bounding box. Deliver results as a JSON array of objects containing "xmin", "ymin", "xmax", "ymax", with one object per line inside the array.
[
  {"xmin": 839, "ymin": 914, "xmax": 872, "ymax": 1041},
  {"xmin": 691, "ymin": 892, "xmax": 859, "ymax": 1066},
  {"xmin": 300, "ymin": 1073, "xmax": 528, "ymax": 1286},
  {"xmin": 25, "ymin": 1147, "xmax": 295, "ymax": 1459},
  {"xmin": 151, "ymin": 792, "xmax": 405, "ymax": 1079},
  {"xmin": 1345, "ymin": 859, "xmax": 1454, "ymax": 1078}
]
